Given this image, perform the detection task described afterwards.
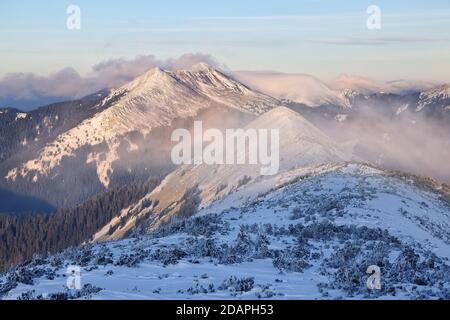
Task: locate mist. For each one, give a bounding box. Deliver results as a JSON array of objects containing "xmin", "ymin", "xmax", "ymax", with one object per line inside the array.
[{"xmin": 311, "ymin": 105, "xmax": 450, "ymax": 184}]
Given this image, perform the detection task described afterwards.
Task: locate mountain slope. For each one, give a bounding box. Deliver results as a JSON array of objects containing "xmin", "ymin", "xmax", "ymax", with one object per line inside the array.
[
  {"xmin": 2, "ymin": 163, "xmax": 450, "ymax": 300},
  {"xmin": 94, "ymin": 107, "xmax": 349, "ymax": 240},
  {"xmin": 0, "ymin": 90, "xmax": 111, "ymax": 164}
]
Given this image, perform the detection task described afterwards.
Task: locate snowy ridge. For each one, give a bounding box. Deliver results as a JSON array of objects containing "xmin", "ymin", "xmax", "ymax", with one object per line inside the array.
[
  {"xmin": 95, "ymin": 107, "xmax": 350, "ymax": 240},
  {"xmin": 5, "ymin": 64, "xmax": 279, "ymax": 187},
  {"xmin": 172, "ymin": 64, "xmax": 277, "ymax": 115}
]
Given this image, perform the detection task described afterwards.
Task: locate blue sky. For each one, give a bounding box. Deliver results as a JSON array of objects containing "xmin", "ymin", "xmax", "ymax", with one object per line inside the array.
[{"xmin": 1, "ymin": 0, "xmax": 449, "ymax": 81}]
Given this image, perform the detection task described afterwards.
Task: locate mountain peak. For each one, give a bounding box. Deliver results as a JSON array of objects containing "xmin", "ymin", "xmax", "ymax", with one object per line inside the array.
[
  {"xmin": 140, "ymin": 66, "xmax": 167, "ymax": 78},
  {"xmin": 123, "ymin": 67, "xmax": 174, "ymax": 92},
  {"xmin": 263, "ymin": 106, "xmax": 301, "ymax": 118},
  {"xmin": 250, "ymin": 106, "xmax": 312, "ymax": 130},
  {"xmin": 191, "ymin": 62, "xmax": 215, "ymax": 72}
]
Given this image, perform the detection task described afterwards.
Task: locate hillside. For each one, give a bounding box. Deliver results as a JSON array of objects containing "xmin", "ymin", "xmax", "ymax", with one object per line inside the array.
[{"xmin": 2, "ymin": 163, "xmax": 450, "ymax": 300}]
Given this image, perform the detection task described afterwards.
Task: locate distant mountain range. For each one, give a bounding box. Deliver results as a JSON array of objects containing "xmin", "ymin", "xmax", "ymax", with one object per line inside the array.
[
  {"xmin": 2, "ymin": 65, "xmax": 448, "ymax": 212},
  {"xmin": 234, "ymin": 71, "xmax": 442, "ymax": 107}
]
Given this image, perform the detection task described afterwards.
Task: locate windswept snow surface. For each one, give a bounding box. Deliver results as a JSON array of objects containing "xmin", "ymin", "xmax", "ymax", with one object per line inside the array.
[{"xmin": 2, "ymin": 163, "xmax": 450, "ymax": 300}]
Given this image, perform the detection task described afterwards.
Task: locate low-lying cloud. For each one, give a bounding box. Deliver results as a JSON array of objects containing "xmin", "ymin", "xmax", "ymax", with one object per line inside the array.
[
  {"xmin": 0, "ymin": 53, "xmax": 224, "ymax": 110},
  {"xmin": 315, "ymin": 106, "xmax": 450, "ymax": 184}
]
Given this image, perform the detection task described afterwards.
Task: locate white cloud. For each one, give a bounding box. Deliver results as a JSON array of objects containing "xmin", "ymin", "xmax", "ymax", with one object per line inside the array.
[
  {"xmin": 0, "ymin": 53, "xmax": 225, "ymax": 108},
  {"xmin": 307, "ymin": 37, "xmax": 450, "ymax": 46}
]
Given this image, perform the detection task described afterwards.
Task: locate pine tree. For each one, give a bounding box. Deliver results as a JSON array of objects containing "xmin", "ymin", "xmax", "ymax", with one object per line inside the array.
[
  {"xmin": 233, "ymin": 226, "xmax": 253, "ymax": 257},
  {"xmin": 255, "ymin": 232, "xmax": 271, "ymax": 258}
]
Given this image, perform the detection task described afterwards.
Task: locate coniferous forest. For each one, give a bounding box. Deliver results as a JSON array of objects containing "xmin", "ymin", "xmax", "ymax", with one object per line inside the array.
[{"xmin": 0, "ymin": 177, "xmax": 160, "ymax": 271}]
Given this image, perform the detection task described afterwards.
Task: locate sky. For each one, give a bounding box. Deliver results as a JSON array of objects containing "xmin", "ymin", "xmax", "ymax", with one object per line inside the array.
[{"xmin": 0, "ymin": 0, "xmax": 449, "ymax": 103}]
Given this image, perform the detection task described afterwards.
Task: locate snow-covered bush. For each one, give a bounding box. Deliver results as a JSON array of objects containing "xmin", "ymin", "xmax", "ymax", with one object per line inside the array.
[
  {"xmin": 152, "ymin": 214, "xmax": 229, "ymax": 238},
  {"xmin": 272, "ymin": 238, "xmax": 311, "ymax": 273},
  {"xmin": 218, "ymin": 276, "xmax": 255, "ymax": 293},
  {"xmin": 254, "ymin": 232, "xmax": 272, "ymax": 259},
  {"xmin": 95, "ymin": 246, "xmax": 114, "ymax": 266},
  {"xmin": 151, "ymin": 248, "xmax": 187, "ymax": 266},
  {"xmin": 186, "ymin": 283, "xmax": 214, "ymax": 295},
  {"xmin": 233, "ymin": 227, "xmax": 253, "ymax": 258},
  {"xmin": 114, "ymin": 250, "xmax": 149, "ymax": 267}
]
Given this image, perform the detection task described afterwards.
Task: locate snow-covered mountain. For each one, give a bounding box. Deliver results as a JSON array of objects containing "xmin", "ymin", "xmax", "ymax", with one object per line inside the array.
[
  {"xmin": 94, "ymin": 107, "xmax": 350, "ymax": 240},
  {"xmin": 291, "ymin": 83, "xmax": 450, "ymax": 125},
  {"xmin": 7, "ymin": 64, "xmax": 278, "ymax": 187},
  {"xmin": 234, "ymin": 71, "xmax": 350, "ymax": 108},
  {"xmin": 330, "ymin": 74, "xmax": 438, "ymax": 96},
  {"xmin": 234, "ymin": 71, "xmax": 444, "ymax": 110},
  {"xmin": 1, "ymin": 64, "xmax": 279, "ymax": 207},
  {"xmin": 329, "ymin": 74, "xmax": 389, "ymax": 96},
  {"xmin": 2, "ymin": 163, "xmax": 450, "ymax": 300},
  {"xmin": 417, "ymin": 84, "xmax": 450, "ymax": 112},
  {"xmin": 285, "ymin": 82, "xmax": 450, "ymax": 184}
]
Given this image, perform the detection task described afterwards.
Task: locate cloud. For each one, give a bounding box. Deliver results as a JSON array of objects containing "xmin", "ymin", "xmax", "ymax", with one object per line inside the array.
[
  {"xmin": 0, "ymin": 53, "xmax": 224, "ymax": 110},
  {"xmin": 0, "ymin": 68, "xmax": 83, "ymax": 100},
  {"xmin": 307, "ymin": 37, "xmax": 450, "ymax": 46}
]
